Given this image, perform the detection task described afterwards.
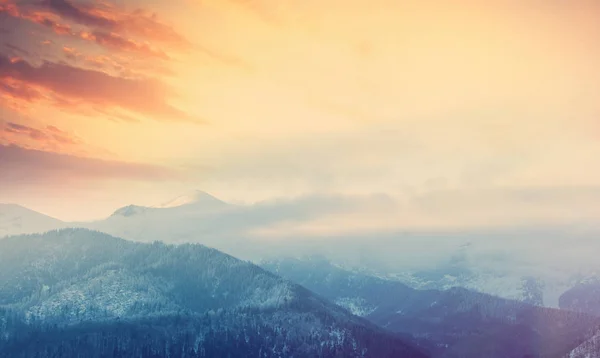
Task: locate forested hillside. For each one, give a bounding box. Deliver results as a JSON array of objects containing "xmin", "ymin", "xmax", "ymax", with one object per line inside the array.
[
  {"xmin": 0, "ymin": 229, "xmax": 427, "ymax": 358},
  {"xmin": 262, "ymin": 257, "xmax": 600, "ymax": 358}
]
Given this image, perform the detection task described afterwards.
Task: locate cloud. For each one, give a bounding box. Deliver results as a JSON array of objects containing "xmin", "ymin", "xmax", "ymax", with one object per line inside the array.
[
  {"xmin": 119, "ymin": 13, "xmax": 188, "ymax": 49},
  {"xmin": 62, "ymin": 46, "xmax": 78, "ymax": 60},
  {"xmin": 4, "ymin": 43, "xmax": 31, "ymax": 57},
  {"xmin": 0, "ymin": 77, "xmax": 43, "ymax": 102},
  {"xmin": 0, "ymin": 3, "xmax": 72, "ymax": 35},
  {"xmin": 88, "ymin": 31, "xmax": 170, "ymax": 59},
  {"xmin": 3, "ymin": 122, "xmax": 48, "ymax": 141},
  {"xmin": 57, "ymin": 51, "xmax": 141, "ymax": 76},
  {"xmin": 1, "ymin": 122, "xmax": 81, "ymax": 148},
  {"xmin": 40, "ymin": 0, "xmax": 189, "ymax": 47},
  {"xmin": 1, "ymin": 0, "xmax": 187, "ymax": 58},
  {"xmin": 87, "ymin": 192, "xmax": 399, "ymax": 259},
  {"xmin": 0, "ymin": 55, "xmax": 194, "ymax": 122},
  {"xmin": 42, "ymin": 0, "xmax": 117, "ymax": 29},
  {"xmin": 409, "ymin": 187, "xmax": 600, "ymax": 225},
  {"xmin": 45, "ymin": 124, "xmax": 79, "ymax": 145},
  {"xmin": 0, "ymin": 144, "xmax": 179, "ymax": 185}
]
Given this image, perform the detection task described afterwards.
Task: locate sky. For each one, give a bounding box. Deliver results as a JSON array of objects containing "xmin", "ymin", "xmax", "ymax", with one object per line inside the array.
[{"xmin": 1, "ymin": 0, "xmax": 600, "ymax": 223}]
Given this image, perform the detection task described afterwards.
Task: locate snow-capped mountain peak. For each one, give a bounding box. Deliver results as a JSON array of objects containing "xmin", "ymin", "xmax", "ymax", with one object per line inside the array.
[
  {"xmin": 154, "ymin": 190, "xmax": 228, "ymax": 209},
  {"xmin": 0, "ymin": 203, "xmax": 65, "ymax": 238},
  {"xmin": 110, "ymin": 205, "xmax": 148, "ymax": 217},
  {"xmin": 107, "ymin": 190, "xmax": 231, "ymax": 219}
]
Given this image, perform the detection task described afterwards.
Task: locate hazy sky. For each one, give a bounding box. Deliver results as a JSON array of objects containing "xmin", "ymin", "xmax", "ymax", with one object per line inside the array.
[{"xmin": 1, "ymin": 0, "xmax": 600, "ymax": 222}]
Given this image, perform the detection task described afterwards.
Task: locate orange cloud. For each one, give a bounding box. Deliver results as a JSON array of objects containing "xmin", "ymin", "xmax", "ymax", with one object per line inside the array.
[
  {"xmin": 40, "ymin": 0, "xmax": 189, "ymax": 48},
  {"xmin": 58, "ymin": 50, "xmax": 141, "ymax": 77},
  {"xmin": 0, "ymin": 55, "xmax": 194, "ymax": 122},
  {"xmin": 1, "ymin": 121, "xmax": 82, "ymax": 151},
  {"xmin": 0, "ymin": 4, "xmax": 75, "ymax": 36},
  {"xmin": 81, "ymin": 54, "xmax": 117, "ymax": 70},
  {"xmin": 42, "ymin": 0, "xmax": 117, "ymax": 28},
  {"xmin": 0, "ymin": 120, "xmax": 92, "ymax": 159},
  {"xmin": 45, "ymin": 124, "xmax": 80, "ymax": 145},
  {"xmin": 114, "ymin": 9, "xmax": 189, "ymax": 49},
  {"xmin": 62, "ymin": 45, "xmax": 79, "ymax": 59},
  {"xmin": 0, "ymin": 77, "xmax": 42, "ymax": 102},
  {"xmin": 0, "ymin": 77, "xmax": 45, "ymax": 114},
  {"xmin": 0, "ymin": 1, "xmax": 184, "ymax": 59},
  {"xmin": 3, "ymin": 122, "xmax": 48, "ymax": 141},
  {"xmin": 86, "ymin": 31, "xmax": 170, "ymax": 60}
]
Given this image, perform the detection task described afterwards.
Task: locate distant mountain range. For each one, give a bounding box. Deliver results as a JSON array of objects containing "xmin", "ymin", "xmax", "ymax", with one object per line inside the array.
[
  {"xmin": 0, "ymin": 203, "xmax": 66, "ymax": 238},
  {"xmin": 0, "ymin": 229, "xmax": 427, "ymax": 358},
  {"xmin": 109, "ymin": 190, "xmax": 232, "ymax": 218},
  {"xmin": 261, "ymin": 257, "xmax": 600, "ymax": 358},
  {"xmin": 2, "ymin": 202, "xmax": 600, "ymax": 357},
  {"xmin": 153, "ymin": 190, "xmax": 232, "ymax": 209},
  {"xmin": 1, "ymin": 228, "xmax": 597, "ymax": 357},
  {"xmin": 0, "ymin": 196, "xmax": 578, "ymax": 309},
  {"xmin": 0, "ymin": 191, "xmax": 600, "ymax": 358},
  {"xmin": 1, "ymin": 191, "xmax": 399, "ymax": 262},
  {"xmin": 0, "ymin": 192, "xmax": 597, "ymax": 308},
  {"xmin": 3, "ymin": 192, "xmax": 600, "ymax": 328}
]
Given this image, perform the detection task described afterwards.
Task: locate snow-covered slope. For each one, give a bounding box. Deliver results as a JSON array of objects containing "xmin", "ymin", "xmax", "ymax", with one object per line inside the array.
[
  {"xmin": 566, "ymin": 330, "xmax": 600, "ymax": 358},
  {"xmin": 107, "ymin": 191, "xmax": 232, "ymax": 218},
  {"xmin": 153, "ymin": 190, "xmax": 230, "ymax": 209},
  {"xmin": 0, "ymin": 204, "xmax": 65, "ymax": 238},
  {"xmin": 81, "ymin": 191, "xmax": 242, "ymax": 253}
]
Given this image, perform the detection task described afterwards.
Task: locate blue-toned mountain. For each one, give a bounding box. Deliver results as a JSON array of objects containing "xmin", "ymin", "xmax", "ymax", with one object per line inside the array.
[{"xmin": 0, "ymin": 229, "xmax": 427, "ymax": 358}]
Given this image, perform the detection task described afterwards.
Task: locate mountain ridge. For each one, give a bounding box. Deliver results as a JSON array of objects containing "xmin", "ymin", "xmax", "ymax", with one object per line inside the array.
[
  {"xmin": 154, "ymin": 190, "xmax": 229, "ymax": 209},
  {"xmin": 0, "ymin": 228, "xmax": 428, "ymax": 358},
  {"xmin": 261, "ymin": 256, "xmax": 600, "ymax": 358},
  {"xmin": 0, "ymin": 203, "xmax": 65, "ymax": 238}
]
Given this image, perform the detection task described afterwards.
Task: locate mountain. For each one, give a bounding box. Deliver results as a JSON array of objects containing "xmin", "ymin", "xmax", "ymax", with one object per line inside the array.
[
  {"xmin": 370, "ymin": 240, "xmax": 578, "ymax": 308},
  {"xmin": 3, "ymin": 193, "xmax": 592, "ymax": 313},
  {"xmin": 154, "ymin": 190, "xmax": 230, "ymax": 209},
  {"xmin": 565, "ymin": 329, "xmax": 600, "ymax": 358},
  {"xmin": 559, "ymin": 277, "xmax": 600, "ymax": 316},
  {"xmin": 380, "ymin": 263, "xmax": 558, "ymax": 308},
  {"xmin": 0, "ymin": 229, "xmax": 427, "ymax": 358},
  {"xmin": 83, "ymin": 191, "xmax": 246, "ymax": 255},
  {"xmin": 77, "ymin": 192, "xmax": 412, "ymax": 262},
  {"xmin": 261, "ymin": 257, "xmax": 600, "ymax": 358},
  {"xmin": 377, "ymin": 245, "xmax": 548, "ymax": 306},
  {"xmin": 105, "ymin": 191, "xmax": 231, "ymax": 219},
  {"xmin": 554, "ymin": 277, "xmax": 600, "ymax": 356},
  {"xmin": 82, "ymin": 200, "xmax": 593, "ymax": 309},
  {"xmin": 0, "ymin": 204, "xmax": 65, "ymax": 238},
  {"xmin": 108, "ymin": 191, "xmax": 232, "ymax": 218}
]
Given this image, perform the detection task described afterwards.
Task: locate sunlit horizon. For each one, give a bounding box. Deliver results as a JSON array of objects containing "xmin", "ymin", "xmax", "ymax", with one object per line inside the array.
[{"xmin": 2, "ymin": 0, "xmax": 600, "ymax": 223}]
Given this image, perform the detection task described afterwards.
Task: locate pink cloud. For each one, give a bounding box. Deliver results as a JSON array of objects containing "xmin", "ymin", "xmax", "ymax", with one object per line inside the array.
[
  {"xmin": 0, "ymin": 55, "xmax": 195, "ymax": 122},
  {"xmin": 0, "ymin": 144, "xmax": 180, "ymax": 185}
]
